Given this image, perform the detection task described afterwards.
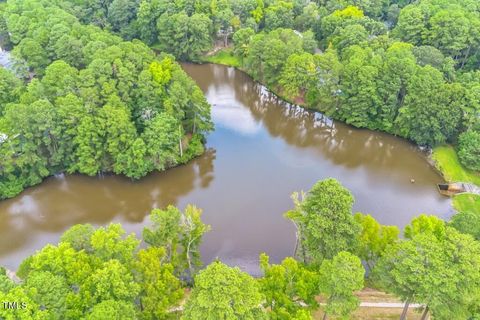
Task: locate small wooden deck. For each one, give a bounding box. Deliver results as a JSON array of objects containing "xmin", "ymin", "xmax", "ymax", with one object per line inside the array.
[{"xmin": 437, "ymin": 182, "xmax": 480, "ymax": 196}]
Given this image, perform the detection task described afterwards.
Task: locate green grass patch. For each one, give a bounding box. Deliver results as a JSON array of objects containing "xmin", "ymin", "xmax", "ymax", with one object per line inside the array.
[
  {"xmin": 432, "ymin": 145, "xmax": 480, "ymax": 185},
  {"xmin": 432, "ymin": 145, "xmax": 480, "ymax": 214},
  {"xmin": 453, "ymin": 194, "xmax": 480, "ymax": 214},
  {"xmin": 202, "ymin": 48, "xmax": 240, "ymax": 67}
]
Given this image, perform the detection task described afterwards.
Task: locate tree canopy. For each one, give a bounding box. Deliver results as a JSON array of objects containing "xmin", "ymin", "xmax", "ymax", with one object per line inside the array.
[
  {"xmin": 0, "ymin": 0, "xmax": 213, "ymax": 200},
  {"xmin": 374, "ymin": 221, "xmax": 480, "ymax": 319},
  {"xmin": 1, "ymin": 0, "xmax": 480, "ymax": 318},
  {"xmin": 286, "ymin": 178, "xmax": 360, "ymax": 265},
  {"xmin": 0, "ymin": 206, "xmax": 210, "ymax": 319},
  {"xmin": 183, "ymin": 261, "xmax": 265, "ymax": 320}
]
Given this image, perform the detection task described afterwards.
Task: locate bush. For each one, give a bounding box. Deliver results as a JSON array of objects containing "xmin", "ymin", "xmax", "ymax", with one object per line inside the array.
[
  {"xmin": 450, "ymin": 211, "xmax": 480, "ymax": 240},
  {"xmin": 458, "ymin": 130, "xmax": 480, "ymax": 172}
]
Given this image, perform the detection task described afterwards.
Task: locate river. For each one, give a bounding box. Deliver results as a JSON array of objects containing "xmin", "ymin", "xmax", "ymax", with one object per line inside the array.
[{"xmin": 0, "ymin": 63, "xmax": 452, "ymax": 274}]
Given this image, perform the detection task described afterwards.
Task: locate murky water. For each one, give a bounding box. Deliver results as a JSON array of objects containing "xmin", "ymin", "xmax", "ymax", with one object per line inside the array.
[{"xmin": 0, "ymin": 63, "xmax": 452, "ymax": 274}]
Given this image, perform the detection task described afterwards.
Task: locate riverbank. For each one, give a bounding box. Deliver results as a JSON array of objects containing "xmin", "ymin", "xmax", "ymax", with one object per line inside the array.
[
  {"xmin": 202, "ymin": 48, "xmax": 480, "ymax": 216},
  {"xmin": 432, "ymin": 146, "xmax": 480, "ymax": 214},
  {"xmin": 201, "ymin": 48, "xmax": 309, "ymax": 108},
  {"xmin": 201, "ymin": 47, "xmax": 241, "ymax": 67}
]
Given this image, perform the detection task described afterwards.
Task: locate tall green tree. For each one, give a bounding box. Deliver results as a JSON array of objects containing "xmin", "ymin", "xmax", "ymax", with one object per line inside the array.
[
  {"xmin": 279, "ymin": 53, "xmax": 317, "ymax": 99},
  {"xmin": 264, "ymin": 0, "xmax": 294, "ymax": 31},
  {"xmin": 396, "ymin": 65, "xmax": 462, "ymax": 146},
  {"xmin": 143, "ymin": 205, "xmax": 210, "ymax": 279},
  {"xmin": 376, "ymin": 42, "xmax": 416, "ymax": 131},
  {"xmin": 354, "ymin": 213, "xmax": 399, "ymax": 272},
  {"xmin": 86, "ymin": 300, "xmax": 137, "ymax": 320},
  {"xmin": 259, "ymin": 253, "xmax": 319, "ymax": 319},
  {"xmin": 232, "ymin": 27, "xmax": 255, "ymax": 59},
  {"xmin": 458, "ymin": 129, "xmax": 480, "ymax": 171},
  {"xmin": 336, "ymin": 45, "xmax": 381, "ymax": 128},
  {"xmin": 183, "ymin": 261, "xmax": 265, "ymax": 320},
  {"xmin": 135, "ymin": 247, "xmax": 184, "ymax": 320},
  {"xmin": 393, "ymin": 5, "xmax": 426, "ymax": 46},
  {"xmin": 404, "ymin": 214, "xmax": 446, "ymax": 240},
  {"xmin": 318, "ymin": 251, "xmax": 364, "ymax": 320},
  {"xmin": 306, "ymin": 46, "xmax": 343, "ymax": 115},
  {"xmin": 0, "ymin": 286, "xmax": 51, "ymax": 320},
  {"xmin": 142, "ymin": 113, "xmax": 181, "ymax": 171},
  {"xmin": 24, "ymin": 271, "xmax": 70, "ymax": 319},
  {"xmin": 285, "ymin": 178, "xmax": 360, "ymax": 265},
  {"xmin": 374, "ymin": 226, "xmax": 480, "ymax": 320},
  {"xmin": 156, "ymin": 12, "xmax": 213, "ymax": 61},
  {"xmin": 12, "ymin": 38, "xmax": 50, "ymax": 75},
  {"xmin": 0, "ymin": 68, "xmax": 23, "ymax": 115}
]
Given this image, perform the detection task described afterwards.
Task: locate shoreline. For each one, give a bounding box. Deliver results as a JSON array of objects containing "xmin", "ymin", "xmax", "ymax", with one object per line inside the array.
[{"xmin": 200, "ymin": 49, "xmax": 480, "ymax": 215}]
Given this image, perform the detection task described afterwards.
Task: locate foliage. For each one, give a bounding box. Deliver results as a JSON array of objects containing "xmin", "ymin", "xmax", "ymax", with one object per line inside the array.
[
  {"xmin": 143, "ymin": 205, "xmax": 211, "ymax": 280},
  {"xmin": 318, "ymin": 251, "xmax": 365, "ymax": 320},
  {"xmin": 0, "ymin": 207, "xmax": 207, "ymax": 319},
  {"xmin": 0, "ymin": 267, "xmax": 16, "ymax": 293},
  {"xmin": 135, "ymin": 247, "xmax": 184, "ymax": 320},
  {"xmin": 458, "ymin": 129, "xmax": 480, "ymax": 171},
  {"xmin": 374, "ymin": 226, "xmax": 480, "ymax": 319},
  {"xmin": 183, "ymin": 261, "xmax": 265, "ymax": 320},
  {"xmin": 243, "ymin": 29, "xmax": 311, "ymax": 85},
  {"xmin": 279, "ymin": 53, "xmax": 317, "ymax": 98},
  {"xmin": 450, "ymin": 211, "xmax": 480, "ymax": 240},
  {"xmin": 354, "ymin": 213, "xmax": 399, "ymax": 271},
  {"xmin": 404, "ymin": 214, "xmax": 446, "ymax": 240},
  {"xmin": 393, "ymin": 1, "xmax": 480, "ymax": 65},
  {"xmin": 259, "ymin": 253, "xmax": 319, "ymax": 319},
  {"xmin": 286, "ymin": 178, "xmax": 360, "ymax": 265},
  {"xmin": 0, "ymin": 1, "xmax": 213, "ymax": 200},
  {"xmin": 0, "ymin": 68, "xmax": 23, "ymax": 115},
  {"xmin": 395, "ymin": 66, "xmax": 462, "ymax": 146},
  {"xmin": 264, "ymin": 0, "xmax": 294, "ymax": 31},
  {"xmin": 156, "ymin": 12, "xmax": 213, "ymax": 61}
]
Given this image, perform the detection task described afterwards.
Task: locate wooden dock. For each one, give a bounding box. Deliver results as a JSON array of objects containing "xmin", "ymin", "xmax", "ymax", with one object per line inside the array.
[{"xmin": 437, "ymin": 182, "xmax": 480, "ymax": 196}]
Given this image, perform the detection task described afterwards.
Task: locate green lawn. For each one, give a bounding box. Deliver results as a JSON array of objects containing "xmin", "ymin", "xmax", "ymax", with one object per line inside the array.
[
  {"xmin": 432, "ymin": 145, "xmax": 480, "ymax": 185},
  {"xmin": 453, "ymin": 194, "xmax": 480, "ymax": 214},
  {"xmin": 201, "ymin": 48, "xmax": 240, "ymax": 67},
  {"xmin": 432, "ymin": 145, "xmax": 480, "ymax": 214}
]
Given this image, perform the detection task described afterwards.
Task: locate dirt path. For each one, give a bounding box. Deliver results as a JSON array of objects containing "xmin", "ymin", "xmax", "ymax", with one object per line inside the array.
[{"xmin": 359, "ymin": 302, "xmax": 423, "ymax": 308}]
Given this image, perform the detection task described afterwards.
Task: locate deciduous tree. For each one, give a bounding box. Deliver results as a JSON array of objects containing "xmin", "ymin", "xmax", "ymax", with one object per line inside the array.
[
  {"xmin": 183, "ymin": 261, "xmax": 265, "ymax": 320},
  {"xmin": 286, "ymin": 178, "xmax": 360, "ymax": 265},
  {"xmin": 318, "ymin": 251, "xmax": 364, "ymax": 320}
]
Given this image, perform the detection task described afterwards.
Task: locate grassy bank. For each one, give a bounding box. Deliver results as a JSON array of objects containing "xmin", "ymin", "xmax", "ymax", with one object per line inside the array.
[
  {"xmin": 432, "ymin": 145, "xmax": 480, "ymax": 214},
  {"xmin": 201, "ymin": 48, "xmax": 304, "ymax": 107},
  {"xmin": 201, "ymin": 48, "xmax": 240, "ymax": 67}
]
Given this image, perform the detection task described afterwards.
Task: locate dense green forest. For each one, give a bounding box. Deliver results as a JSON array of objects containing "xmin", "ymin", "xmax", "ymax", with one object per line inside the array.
[
  {"xmin": 12, "ymin": 0, "xmax": 477, "ymax": 165},
  {"xmin": 1, "ymin": 178, "xmax": 479, "ymax": 319},
  {"xmin": 0, "ymin": 0, "xmax": 480, "ymax": 318},
  {"xmin": 2, "ymin": 0, "xmax": 478, "ymax": 199},
  {"xmin": 0, "ymin": 0, "xmax": 213, "ymax": 199}
]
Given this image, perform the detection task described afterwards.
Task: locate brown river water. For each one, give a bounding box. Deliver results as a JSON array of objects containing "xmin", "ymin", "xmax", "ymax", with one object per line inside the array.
[{"xmin": 0, "ymin": 63, "xmax": 452, "ymax": 274}]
